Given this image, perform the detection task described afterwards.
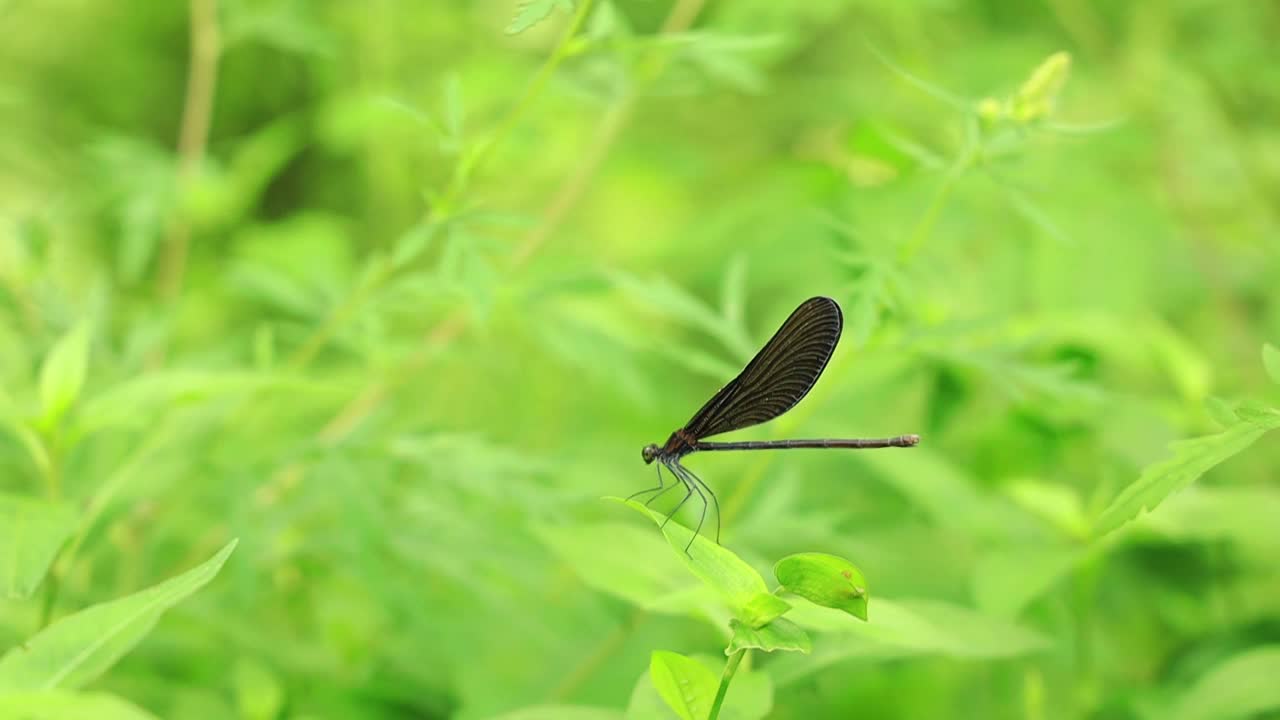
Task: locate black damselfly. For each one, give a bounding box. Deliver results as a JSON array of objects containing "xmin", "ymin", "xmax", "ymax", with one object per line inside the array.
[{"xmin": 632, "ymin": 296, "xmax": 919, "ymax": 551}]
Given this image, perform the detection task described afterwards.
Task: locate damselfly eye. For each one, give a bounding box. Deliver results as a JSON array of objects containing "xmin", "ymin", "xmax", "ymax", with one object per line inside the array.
[{"xmin": 641, "ymin": 444, "xmax": 659, "ymax": 464}]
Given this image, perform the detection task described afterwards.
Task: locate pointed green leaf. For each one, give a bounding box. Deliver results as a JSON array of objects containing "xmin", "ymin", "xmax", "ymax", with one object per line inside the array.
[
  {"xmin": 771, "ymin": 598, "xmax": 1050, "ymax": 686},
  {"xmin": 0, "ymin": 493, "xmax": 77, "ymax": 599},
  {"xmin": 38, "ymin": 323, "xmax": 91, "ymax": 429},
  {"xmin": 786, "ymin": 597, "xmax": 1050, "ymax": 658},
  {"xmin": 1204, "ymin": 396, "xmax": 1238, "ymax": 428},
  {"xmin": 739, "ymin": 592, "xmax": 791, "ymax": 629},
  {"xmin": 727, "ymin": 617, "xmax": 811, "ymax": 655},
  {"xmin": 0, "ymin": 691, "xmax": 160, "ymax": 720},
  {"xmin": 648, "ymin": 651, "xmax": 716, "ymax": 720},
  {"xmin": 774, "ymin": 553, "xmax": 868, "ymax": 621},
  {"xmin": 1094, "ymin": 417, "xmax": 1280, "ymax": 537},
  {"xmin": 0, "ymin": 539, "xmax": 238, "ymax": 691},
  {"xmin": 1263, "ymin": 344, "xmax": 1280, "ymax": 385},
  {"xmin": 1011, "ymin": 52, "xmax": 1071, "ymax": 123},
  {"xmin": 607, "ymin": 497, "xmax": 767, "ymax": 614}
]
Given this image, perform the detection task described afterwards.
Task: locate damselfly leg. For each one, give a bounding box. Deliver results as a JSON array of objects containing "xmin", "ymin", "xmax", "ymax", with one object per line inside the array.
[
  {"xmin": 673, "ymin": 462, "xmax": 720, "ymax": 545},
  {"xmin": 627, "ymin": 462, "xmax": 673, "ymax": 504}
]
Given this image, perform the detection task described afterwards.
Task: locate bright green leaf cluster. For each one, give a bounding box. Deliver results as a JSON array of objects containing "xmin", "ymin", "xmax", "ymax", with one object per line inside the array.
[{"xmin": 976, "ymin": 51, "xmax": 1072, "ymax": 128}]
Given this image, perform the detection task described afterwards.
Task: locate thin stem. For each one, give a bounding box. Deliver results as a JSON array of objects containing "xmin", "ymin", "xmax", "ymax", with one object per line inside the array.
[
  {"xmin": 157, "ymin": 0, "xmax": 220, "ymax": 301},
  {"xmin": 445, "ymin": 0, "xmax": 596, "ymax": 207},
  {"xmin": 36, "ymin": 438, "xmax": 62, "ymax": 629},
  {"xmin": 39, "ymin": 436, "xmax": 61, "ymax": 501},
  {"xmin": 37, "ymin": 574, "xmax": 59, "ymax": 629},
  {"xmin": 709, "ymin": 649, "xmax": 747, "ymax": 720},
  {"xmin": 897, "ymin": 116, "xmax": 979, "ymax": 264}
]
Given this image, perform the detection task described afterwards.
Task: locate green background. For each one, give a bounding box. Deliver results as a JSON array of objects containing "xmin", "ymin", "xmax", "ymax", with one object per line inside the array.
[{"xmin": 2, "ymin": 0, "xmax": 1279, "ymax": 718}]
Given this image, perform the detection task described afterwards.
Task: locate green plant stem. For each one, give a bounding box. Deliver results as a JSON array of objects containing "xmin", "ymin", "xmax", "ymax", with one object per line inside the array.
[
  {"xmin": 37, "ymin": 573, "xmax": 59, "ymax": 630},
  {"xmin": 41, "ymin": 438, "xmax": 61, "ymax": 501},
  {"xmin": 445, "ymin": 0, "xmax": 596, "ymax": 207},
  {"xmin": 898, "ymin": 121, "xmax": 979, "ymax": 264},
  {"xmin": 1071, "ymin": 555, "xmax": 1102, "ymax": 715},
  {"xmin": 158, "ymin": 0, "xmax": 220, "ymax": 303},
  {"xmin": 708, "ymin": 649, "xmax": 747, "ymax": 720},
  {"xmin": 36, "ymin": 439, "xmax": 62, "ymax": 629}
]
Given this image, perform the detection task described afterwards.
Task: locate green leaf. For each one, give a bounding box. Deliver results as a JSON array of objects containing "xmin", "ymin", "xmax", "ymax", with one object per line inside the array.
[
  {"xmin": 533, "ymin": 522, "xmax": 699, "ymax": 614},
  {"xmin": 739, "ymin": 592, "xmax": 791, "ymax": 629},
  {"xmin": 506, "ymin": 0, "xmax": 573, "ymax": 35},
  {"xmin": 0, "ymin": 691, "xmax": 160, "ymax": 720},
  {"xmin": 1234, "ymin": 400, "xmax": 1280, "ymax": 425},
  {"xmin": 627, "ymin": 655, "xmax": 772, "ymax": 720},
  {"xmin": 1263, "ymin": 343, "xmax": 1280, "ymax": 385},
  {"xmin": 0, "ymin": 539, "xmax": 238, "ymax": 691},
  {"xmin": 784, "ymin": 597, "xmax": 1049, "ymax": 659},
  {"xmin": 607, "ymin": 497, "xmax": 768, "ymax": 614},
  {"xmin": 38, "ymin": 323, "xmax": 91, "ymax": 429},
  {"xmin": 648, "ymin": 651, "xmax": 717, "ymax": 720},
  {"xmin": 727, "ymin": 617, "xmax": 811, "ymax": 655},
  {"xmin": 0, "ymin": 494, "xmax": 76, "ymax": 599},
  {"xmin": 1170, "ymin": 646, "xmax": 1280, "ymax": 720},
  {"xmin": 774, "ymin": 553, "xmax": 868, "ymax": 621},
  {"xmin": 488, "ymin": 706, "xmax": 625, "ymax": 720},
  {"xmin": 770, "ymin": 597, "xmax": 1051, "ymax": 686},
  {"xmin": 1094, "ymin": 416, "xmax": 1280, "ymax": 538},
  {"xmin": 1010, "ymin": 51, "xmax": 1071, "ymax": 123},
  {"xmin": 1204, "ymin": 396, "xmax": 1239, "ymax": 428}
]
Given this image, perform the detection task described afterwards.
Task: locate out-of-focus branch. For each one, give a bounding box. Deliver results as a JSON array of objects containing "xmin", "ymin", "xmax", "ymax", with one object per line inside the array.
[
  {"xmin": 284, "ymin": 0, "xmax": 597, "ymax": 372},
  {"xmin": 315, "ymin": 0, "xmax": 708, "ymax": 448},
  {"xmin": 157, "ymin": 0, "xmax": 220, "ymax": 302}
]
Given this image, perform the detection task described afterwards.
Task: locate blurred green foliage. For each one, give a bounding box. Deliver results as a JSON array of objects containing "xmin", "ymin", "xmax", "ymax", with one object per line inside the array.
[{"xmin": 2, "ymin": 0, "xmax": 1280, "ymax": 718}]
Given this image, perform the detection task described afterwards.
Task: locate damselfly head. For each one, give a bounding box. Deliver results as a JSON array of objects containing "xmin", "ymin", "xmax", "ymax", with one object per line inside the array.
[{"xmin": 641, "ymin": 443, "xmax": 660, "ymax": 464}]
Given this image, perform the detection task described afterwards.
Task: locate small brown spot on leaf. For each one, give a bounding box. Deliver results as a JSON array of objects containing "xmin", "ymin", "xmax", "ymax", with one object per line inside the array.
[{"xmin": 841, "ymin": 570, "xmax": 853, "ymax": 579}]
